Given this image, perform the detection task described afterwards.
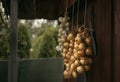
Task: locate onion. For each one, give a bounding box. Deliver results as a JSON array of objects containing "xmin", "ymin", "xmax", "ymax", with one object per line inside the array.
[
  {"xmin": 59, "ymin": 24, "xmax": 64, "ymax": 28},
  {"xmin": 85, "ymin": 37, "xmax": 92, "ymax": 45},
  {"xmin": 62, "ymin": 17, "xmax": 67, "ymax": 23},
  {"xmin": 75, "ymin": 36, "xmax": 82, "ymax": 43},
  {"xmin": 74, "ymin": 53, "xmax": 80, "ymax": 59},
  {"xmin": 75, "ymin": 41, "xmax": 81, "ymax": 45},
  {"xmin": 79, "ymin": 43, "xmax": 86, "ymax": 50},
  {"xmin": 66, "ymin": 63, "xmax": 70, "ymax": 68},
  {"xmin": 65, "ymin": 22, "xmax": 70, "ymax": 27},
  {"xmin": 58, "ymin": 17, "xmax": 63, "ymax": 22},
  {"xmin": 77, "ymin": 50, "xmax": 85, "ymax": 56},
  {"xmin": 70, "ymin": 56, "xmax": 75, "ymax": 62},
  {"xmin": 66, "ymin": 53, "xmax": 70, "ymax": 59},
  {"xmin": 63, "ymin": 42, "xmax": 69, "ymax": 47},
  {"xmin": 76, "ymin": 66, "xmax": 85, "ymax": 74},
  {"xmin": 67, "ymin": 33, "xmax": 74, "ymax": 40},
  {"xmin": 74, "ymin": 41, "xmax": 79, "ymax": 45},
  {"xmin": 63, "ymin": 48, "xmax": 68, "ymax": 53},
  {"xmin": 62, "ymin": 30, "xmax": 66, "ymax": 35},
  {"xmin": 56, "ymin": 46, "xmax": 60, "ymax": 51},
  {"xmin": 85, "ymin": 47, "xmax": 92, "ymax": 56},
  {"xmin": 64, "ymin": 70, "xmax": 71, "ymax": 79},
  {"xmin": 60, "ymin": 46, "xmax": 63, "ymax": 50},
  {"xmin": 74, "ymin": 44, "xmax": 79, "ymax": 50},
  {"xmin": 69, "ymin": 43, "xmax": 74, "ymax": 48},
  {"xmin": 66, "ymin": 27, "xmax": 69, "ymax": 31},
  {"xmin": 70, "ymin": 40, "xmax": 74, "ymax": 43},
  {"xmin": 60, "ymin": 37, "xmax": 66, "ymax": 43},
  {"xmin": 70, "ymin": 63, "xmax": 77, "ymax": 70},
  {"xmin": 62, "ymin": 53, "xmax": 66, "ymax": 58},
  {"xmin": 67, "ymin": 51, "xmax": 72, "ymax": 55},
  {"xmin": 59, "ymin": 42, "xmax": 62, "ymax": 46},
  {"xmin": 64, "ymin": 59, "xmax": 69, "ymax": 63},
  {"xmin": 58, "ymin": 28, "xmax": 63, "ymax": 33},
  {"xmin": 66, "ymin": 67, "xmax": 70, "ymax": 71},
  {"xmin": 58, "ymin": 34, "xmax": 61, "ymax": 37},
  {"xmin": 74, "ymin": 60, "xmax": 80, "ymax": 66},
  {"xmin": 58, "ymin": 38, "xmax": 61, "ymax": 42},
  {"xmin": 73, "ymin": 49, "xmax": 77, "ymax": 53},
  {"xmin": 78, "ymin": 27, "xmax": 84, "ymax": 33},
  {"xmin": 68, "ymin": 48, "xmax": 73, "ymax": 53},
  {"xmin": 84, "ymin": 65, "xmax": 91, "ymax": 71},
  {"xmin": 76, "ymin": 33, "xmax": 81, "ymax": 37},
  {"xmin": 72, "ymin": 71, "xmax": 77, "ymax": 78},
  {"xmin": 80, "ymin": 58, "xmax": 89, "ymax": 65}
]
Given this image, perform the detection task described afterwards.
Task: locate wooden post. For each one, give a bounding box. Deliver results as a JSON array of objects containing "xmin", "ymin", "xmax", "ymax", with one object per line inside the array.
[{"xmin": 8, "ymin": 0, "xmax": 18, "ymax": 82}]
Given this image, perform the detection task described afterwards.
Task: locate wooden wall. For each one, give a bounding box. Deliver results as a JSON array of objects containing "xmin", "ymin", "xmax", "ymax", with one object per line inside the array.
[
  {"xmin": 113, "ymin": 0, "xmax": 120, "ymax": 82},
  {"xmin": 88, "ymin": 0, "xmax": 112, "ymax": 82},
  {"xmin": 88, "ymin": 0, "xmax": 120, "ymax": 82}
]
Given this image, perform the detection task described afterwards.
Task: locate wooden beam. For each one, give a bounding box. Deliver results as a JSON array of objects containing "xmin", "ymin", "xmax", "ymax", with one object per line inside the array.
[{"xmin": 2, "ymin": 0, "xmax": 76, "ymax": 19}]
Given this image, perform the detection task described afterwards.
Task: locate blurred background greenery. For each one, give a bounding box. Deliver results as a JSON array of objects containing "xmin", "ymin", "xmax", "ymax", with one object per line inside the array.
[{"xmin": 0, "ymin": 2, "xmax": 60, "ymax": 60}]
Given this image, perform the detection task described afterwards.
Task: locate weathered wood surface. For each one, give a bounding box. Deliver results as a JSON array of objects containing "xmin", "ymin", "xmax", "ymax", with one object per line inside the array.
[
  {"xmin": 88, "ymin": 0, "xmax": 112, "ymax": 82},
  {"xmin": 9, "ymin": 0, "xmax": 19, "ymax": 82},
  {"xmin": 2, "ymin": 0, "xmax": 76, "ymax": 19},
  {"xmin": 113, "ymin": 0, "xmax": 120, "ymax": 82}
]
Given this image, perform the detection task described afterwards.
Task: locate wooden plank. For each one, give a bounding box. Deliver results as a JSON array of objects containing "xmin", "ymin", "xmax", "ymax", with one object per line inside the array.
[
  {"xmin": 87, "ymin": 0, "xmax": 112, "ymax": 82},
  {"xmin": 113, "ymin": 0, "xmax": 120, "ymax": 82}
]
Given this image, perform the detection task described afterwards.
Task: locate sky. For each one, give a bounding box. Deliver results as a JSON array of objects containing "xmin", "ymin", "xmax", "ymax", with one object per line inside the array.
[{"xmin": 20, "ymin": 19, "xmax": 58, "ymax": 28}]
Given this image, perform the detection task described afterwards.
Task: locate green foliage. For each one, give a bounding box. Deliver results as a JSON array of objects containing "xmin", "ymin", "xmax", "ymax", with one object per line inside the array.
[
  {"xmin": 0, "ymin": 12, "xmax": 10, "ymax": 60},
  {"xmin": 0, "ymin": 24, "xmax": 10, "ymax": 60},
  {"xmin": 31, "ymin": 25, "xmax": 60, "ymax": 58},
  {"xmin": 18, "ymin": 23, "xmax": 31, "ymax": 59},
  {"xmin": 0, "ymin": 14, "xmax": 59, "ymax": 59},
  {"xmin": 0, "ymin": 22, "xmax": 31, "ymax": 60}
]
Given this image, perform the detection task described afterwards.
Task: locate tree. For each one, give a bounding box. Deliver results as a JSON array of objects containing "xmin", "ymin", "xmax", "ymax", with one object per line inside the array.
[
  {"xmin": 18, "ymin": 23, "xmax": 31, "ymax": 59},
  {"xmin": 0, "ymin": 2, "xmax": 31, "ymax": 60},
  {"xmin": 31, "ymin": 22, "xmax": 60, "ymax": 58},
  {"xmin": 0, "ymin": 19, "xmax": 31, "ymax": 60},
  {"xmin": 0, "ymin": 21, "xmax": 10, "ymax": 60},
  {"xmin": 0, "ymin": 3, "xmax": 10, "ymax": 60}
]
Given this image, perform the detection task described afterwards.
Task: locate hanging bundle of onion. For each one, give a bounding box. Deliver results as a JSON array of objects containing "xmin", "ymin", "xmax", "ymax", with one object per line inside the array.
[
  {"xmin": 56, "ymin": 16, "xmax": 70, "ymax": 52},
  {"xmin": 56, "ymin": 16, "xmax": 93, "ymax": 79}
]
